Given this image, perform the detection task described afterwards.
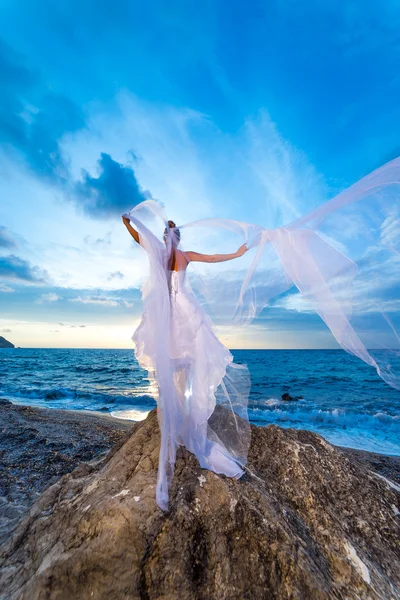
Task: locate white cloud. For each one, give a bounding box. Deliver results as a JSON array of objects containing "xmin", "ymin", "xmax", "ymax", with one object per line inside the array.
[
  {"xmin": 69, "ymin": 295, "xmax": 133, "ymax": 308},
  {"xmin": 380, "ymin": 206, "xmax": 400, "ymax": 254},
  {"xmin": 35, "ymin": 292, "xmax": 62, "ymax": 303},
  {"xmin": 63, "ymin": 93, "xmax": 326, "ymax": 230}
]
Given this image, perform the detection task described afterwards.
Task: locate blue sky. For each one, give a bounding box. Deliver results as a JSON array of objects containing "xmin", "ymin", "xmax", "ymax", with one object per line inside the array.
[{"xmin": 1, "ymin": 0, "xmax": 399, "ymax": 348}]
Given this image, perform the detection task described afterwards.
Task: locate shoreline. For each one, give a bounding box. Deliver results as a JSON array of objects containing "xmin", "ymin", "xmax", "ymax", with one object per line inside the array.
[
  {"xmin": 3, "ymin": 396, "xmax": 400, "ymax": 458},
  {"xmin": 2, "ymin": 400, "xmax": 136, "ymax": 424}
]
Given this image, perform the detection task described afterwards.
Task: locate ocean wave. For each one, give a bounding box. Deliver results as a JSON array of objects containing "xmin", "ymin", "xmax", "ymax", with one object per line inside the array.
[
  {"xmin": 110, "ymin": 408, "xmax": 150, "ymax": 421},
  {"xmin": 2, "ymin": 386, "xmax": 157, "ymax": 409},
  {"xmin": 247, "ymin": 404, "xmax": 400, "ymax": 455},
  {"xmin": 73, "ymin": 365, "xmax": 137, "ymax": 375},
  {"xmin": 74, "ymin": 366, "xmax": 110, "ymax": 373},
  {"xmin": 263, "ymin": 398, "xmax": 283, "ymax": 407},
  {"xmin": 248, "ymin": 404, "xmax": 400, "ymax": 431}
]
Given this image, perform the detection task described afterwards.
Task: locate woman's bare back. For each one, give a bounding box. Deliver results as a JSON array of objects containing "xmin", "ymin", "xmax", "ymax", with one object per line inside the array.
[{"xmin": 169, "ymin": 249, "xmax": 189, "ymax": 272}]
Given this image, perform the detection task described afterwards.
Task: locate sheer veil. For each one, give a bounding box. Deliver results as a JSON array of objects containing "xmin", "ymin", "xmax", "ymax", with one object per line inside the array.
[
  {"xmin": 177, "ymin": 156, "xmax": 400, "ymax": 390},
  {"xmin": 122, "ymin": 156, "xmax": 400, "ymax": 509}
]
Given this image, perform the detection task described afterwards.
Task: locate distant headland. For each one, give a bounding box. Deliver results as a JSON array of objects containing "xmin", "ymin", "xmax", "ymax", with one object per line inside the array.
[{"xmin": 0, "ymin": 336, "xmax": 15, "ymax": 348}]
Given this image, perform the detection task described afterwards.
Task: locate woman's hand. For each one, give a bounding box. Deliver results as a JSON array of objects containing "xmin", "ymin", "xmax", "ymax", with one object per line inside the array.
[
  {"xmin": 236, "ymin": 243, "xmax": 248, "ymax": 257},
  {"xmin": 122, "ymin": 215, "xmax": 140, "ymax": 244}
]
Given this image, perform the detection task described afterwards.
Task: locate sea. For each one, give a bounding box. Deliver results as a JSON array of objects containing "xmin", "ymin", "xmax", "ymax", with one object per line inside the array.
[{"xmin": 1, "ymin": 348, "xmax": 399, "ymax": 456}]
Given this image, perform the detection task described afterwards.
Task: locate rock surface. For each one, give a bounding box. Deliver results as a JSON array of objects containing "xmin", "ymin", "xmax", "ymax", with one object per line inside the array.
[
  {"xmin": 281, "ymin": 392, "xmax": 304, "ymax": 402},
  {"xmin": 0, "ymin": 407, "xmax": 399, "ymax": 600}
]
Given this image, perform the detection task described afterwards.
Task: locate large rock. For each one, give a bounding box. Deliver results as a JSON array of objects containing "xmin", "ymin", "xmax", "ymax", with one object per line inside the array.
[{"xmin": 0, "ymin": 407, "xmax": 399, "ymax": 600}]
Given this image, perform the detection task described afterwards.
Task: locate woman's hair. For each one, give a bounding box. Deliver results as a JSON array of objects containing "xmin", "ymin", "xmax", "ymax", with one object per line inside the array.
[{"xmin": 163, "ymin": 220, "xmax": 181, "ymax": 244}]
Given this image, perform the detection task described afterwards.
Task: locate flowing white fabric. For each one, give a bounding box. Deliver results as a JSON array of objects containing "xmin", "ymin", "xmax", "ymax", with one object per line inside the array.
[{"xmin": 123, "ymin": 156, "xmax": 400, "ymax": 510}]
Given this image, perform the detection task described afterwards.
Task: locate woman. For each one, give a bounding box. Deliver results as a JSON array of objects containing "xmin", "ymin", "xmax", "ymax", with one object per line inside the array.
[
  {"xmin": 122, "ymin": 206, "xmax": 251, "ymax": 511},
  {"xmin": 122, "ymin": 156, "xmax": 400, "ymax": 510}
]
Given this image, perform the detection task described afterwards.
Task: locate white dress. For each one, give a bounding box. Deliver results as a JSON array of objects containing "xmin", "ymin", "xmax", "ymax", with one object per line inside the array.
[{"xmin": 132, "ymin": 266, "xmax": 250, "ymax": 510}]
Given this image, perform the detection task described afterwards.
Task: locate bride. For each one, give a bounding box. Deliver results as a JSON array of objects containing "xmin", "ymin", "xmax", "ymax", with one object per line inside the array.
[
  {"xmin": 122, "ymin": 209, "xmax": 251, "ymax": 511},
  {"xmin": 122, "ymin": 156, "xmax": 400, "ymax": 511}
]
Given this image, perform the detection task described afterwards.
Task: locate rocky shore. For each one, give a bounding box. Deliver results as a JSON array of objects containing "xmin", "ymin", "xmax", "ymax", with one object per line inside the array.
[
  {"xmin": 0, "ymin": 398, "xmax": 134, "ymax": 544},
  {"xmin": 0, "ymin": 398, "xmax": 399, "ymax": 599}
]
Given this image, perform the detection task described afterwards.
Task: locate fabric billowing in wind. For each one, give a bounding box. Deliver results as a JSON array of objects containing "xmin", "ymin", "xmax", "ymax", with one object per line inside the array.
[
  {"xmin": 122, "ymin": 156, "xmax": 400, "ymax": 510},
  {"xmin": 179, "ymin": 156, "xmax": 400, "ymax": 390}
]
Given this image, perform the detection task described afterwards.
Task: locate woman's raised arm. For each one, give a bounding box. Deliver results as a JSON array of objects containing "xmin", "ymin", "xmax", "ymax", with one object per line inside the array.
[
  {"xmin": 122, "ymin": 216, "xmax": 140, "ymax": 245},
  {"xmin": 186, "ymin": 244, "xmax": 247, "ymax": 263}
]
